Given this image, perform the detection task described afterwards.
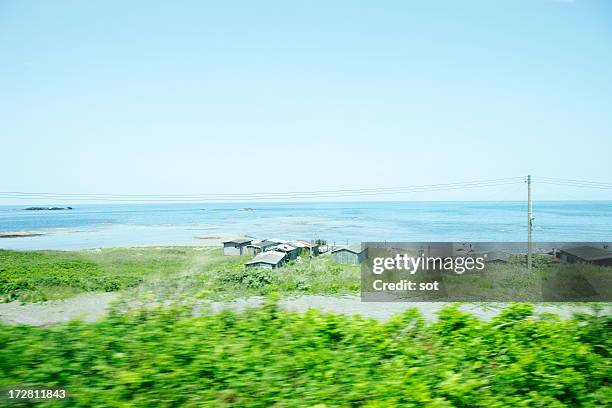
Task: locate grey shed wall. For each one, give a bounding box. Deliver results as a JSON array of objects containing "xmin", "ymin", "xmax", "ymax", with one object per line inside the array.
[
  {"xmin": 245, "ymin": 262, "xmax": 275, "ymax": 269},
  {"xmin": 332, "ymin": 249, "xmax": 365, "ymax": 264},
  {"xmin": 246, "ymin": 246, "xmax": 261, "ymax": 257},
  {"xmin": 224, "ymin": 242, "xmax": 248, "ymax": 256},
  {"xmin": 286, "ymin": 248, "xmax": 300, "ymax": 260}
]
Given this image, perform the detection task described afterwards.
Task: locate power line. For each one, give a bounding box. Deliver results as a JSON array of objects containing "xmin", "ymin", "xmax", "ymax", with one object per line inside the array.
[
  {"xmin": 0, "ymin": 177, "xmax": 523, "ymax": 198},
  {"xmin": 537, "ymin": 177, "xmax": 612, "ymax": 189},
  {"xmin": 1, "ymin": 175, "xmax": 609, "ymax": 202},
  {"xmin": 0, "ymin": 178, "xmax": 525, "ymax": 202}
]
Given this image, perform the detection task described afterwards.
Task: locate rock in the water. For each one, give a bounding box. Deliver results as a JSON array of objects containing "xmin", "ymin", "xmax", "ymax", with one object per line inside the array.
[
  {"xmin": 0, "ymin": 231, "xmax": 46, "ymax": 238},
  {"xmin": 24, "ymin": 207, "xmax": 73, "ymax": 211}
]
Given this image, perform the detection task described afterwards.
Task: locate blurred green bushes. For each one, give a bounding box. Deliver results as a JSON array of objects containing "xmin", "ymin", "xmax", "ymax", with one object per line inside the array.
[{"xmin": 0, "ymin": 303, "xmax": 609, "ymax": 407}]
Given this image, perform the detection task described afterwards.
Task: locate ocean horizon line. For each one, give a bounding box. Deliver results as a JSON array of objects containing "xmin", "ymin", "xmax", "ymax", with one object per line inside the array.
[{"xmin": 1, "ymin": 198, "xmax": 611, "ymax": 207}]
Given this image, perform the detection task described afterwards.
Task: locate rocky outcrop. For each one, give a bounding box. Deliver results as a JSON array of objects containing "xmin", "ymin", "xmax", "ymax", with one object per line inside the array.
[
  {"xmin": 24, "ymin": 207, "xmax": 73, "ymax": 211},
  {"xmin": 0, "ymin": 231, "xmax": 46, "ymax": 238}
]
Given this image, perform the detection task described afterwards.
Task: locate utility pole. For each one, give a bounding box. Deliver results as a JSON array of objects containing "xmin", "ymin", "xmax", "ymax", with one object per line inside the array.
[{"xmin": 527, "ymin": 175, "xmax": 533, "ymax": 270}]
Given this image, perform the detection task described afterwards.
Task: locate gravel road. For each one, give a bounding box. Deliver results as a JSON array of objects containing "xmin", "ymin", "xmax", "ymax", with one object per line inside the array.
[
  {"xmin": 0, "ymin": 293, "xmax": 119, "ymax": 325},
  {"xmin": 1, "ymin": 293, "xmax": 605, "ymax": 326}
]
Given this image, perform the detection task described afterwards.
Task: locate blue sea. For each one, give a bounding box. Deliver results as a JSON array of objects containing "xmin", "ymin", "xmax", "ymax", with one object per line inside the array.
[{"xmin": 0, "ymin": 201, "xmax": 610, "ymax": 250}]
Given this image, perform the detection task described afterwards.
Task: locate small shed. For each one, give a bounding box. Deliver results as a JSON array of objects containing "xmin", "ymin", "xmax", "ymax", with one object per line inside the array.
[
  {"xmin": 246, "ymin": 240, "xmax": 279, "ymax": 257},
  {"xmin": 272, "ymin": 243, "xmax": 300, "ymax": 260},
  {"xmin": 222, "ymin": 237, "xmax": 253, "ymax": 256},
  {"xmin": 290, "ymin": 240, "xmax": 320, "ymax": 257},
  {"xmin": 331, "ymin": 244, "xmax": 367, "ymax": 264},
  {"xmin": 556, "ymin": 246, "xmax": 612, "ymax": 267},
  {"xmin": 245, "ymin": 250, "xmax": 286, "ymax": 269}
]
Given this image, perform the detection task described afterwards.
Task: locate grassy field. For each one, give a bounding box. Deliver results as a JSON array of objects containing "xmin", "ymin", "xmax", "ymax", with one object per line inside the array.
[
  {"xmin": 0, "ymin": 248, "xmax": 360, "ymax": 303},
  {"xmin": 362, "ymin": 254, "xmax": 612, "ymax": 302},
  {"xmin": 1, "ymin": 249, "xmax": 610, "ymax": 406},
  {"xmin": 0, "ymin": 302, "xmax": 609, "ymax": 407},
  {"xmin": 0, "ymin": 248, "xmax": 191, "ymax": 302},
  {"xmin": 2, "ymin": 248, "xmax": 610, "ymax": 305}
]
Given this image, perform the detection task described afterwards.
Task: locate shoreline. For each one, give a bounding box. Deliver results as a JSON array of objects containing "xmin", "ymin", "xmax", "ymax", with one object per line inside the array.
[{"xmin": 0, "ymin": 226, "xmax": 244, "ymax": 251}]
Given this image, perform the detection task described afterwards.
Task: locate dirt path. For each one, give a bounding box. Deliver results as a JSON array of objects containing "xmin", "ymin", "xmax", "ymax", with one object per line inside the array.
[
  {"xmin": 1, "ymin": 292, "xmax": 605, "ymax": 326},
  {"xmin": 199, "ymin": 295, "xmax": 604, "ymax": 321},
  {"xmin": 0, "ymin": 293, "xmax": 118, "ymax": 325},
  {"xmin": 0, "ymin": 251, "xmax": 218, "ymax": 326}
]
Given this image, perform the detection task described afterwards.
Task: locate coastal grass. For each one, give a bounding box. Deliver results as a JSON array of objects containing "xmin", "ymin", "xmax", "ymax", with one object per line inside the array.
[
  {"xmin": 363, "ymin": 253, "xmax": 612, "ymax": 302},
  {"xmin": 0, "ymin": 302, "xmax": 609, "ymax": 406},
  {"xmin": 0, "ymin": 247, "xmax": 360, "ymax": 303},
  {"xmin": 0, "ymin": 248, "xmax": 191, "ymax": 302},
  {"xmin": 3, "ymin": 247, "xmax": 607, "ymax": 305},
  {"xmin": 121, "ymin": 250, "xmax": 361, "ymax": 306},
  {"xmin": 212, "ymin": 254, "xmax": 360, "ymax": 296}
]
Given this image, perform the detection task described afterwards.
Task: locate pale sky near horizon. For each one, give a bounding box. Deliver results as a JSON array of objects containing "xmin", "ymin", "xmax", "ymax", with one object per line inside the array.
[{"xmin": 1, "ymin": 0, "xmax": 611, "ymax": 203}]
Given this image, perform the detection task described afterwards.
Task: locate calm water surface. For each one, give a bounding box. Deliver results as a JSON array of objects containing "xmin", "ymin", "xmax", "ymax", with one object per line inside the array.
[{"xmin": 0, "ymin": 201, "xmax": 610, "ymax": 250}]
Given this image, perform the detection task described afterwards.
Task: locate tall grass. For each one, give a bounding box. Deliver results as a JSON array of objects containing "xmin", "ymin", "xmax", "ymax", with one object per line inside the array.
[{"xmin": 0, "ymin": 248, "xmax": 190, "ymax": 302}]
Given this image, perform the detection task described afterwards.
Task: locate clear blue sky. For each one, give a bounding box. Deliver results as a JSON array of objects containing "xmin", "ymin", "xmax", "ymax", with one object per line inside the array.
[{"xmin": 1, "ymin": 0, "xmax": 611, "ymax": 202}]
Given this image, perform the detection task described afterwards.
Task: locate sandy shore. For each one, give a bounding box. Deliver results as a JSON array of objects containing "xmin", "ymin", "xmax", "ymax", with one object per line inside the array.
[{"xmin": 0, "ymin": 226, "xmax": 247, "ymax": 250}]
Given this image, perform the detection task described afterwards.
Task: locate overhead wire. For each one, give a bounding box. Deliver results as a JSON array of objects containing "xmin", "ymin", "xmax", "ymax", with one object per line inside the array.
[{"xmin": 0, "ymin": 177, "xmax": 525, "ymax": 202}]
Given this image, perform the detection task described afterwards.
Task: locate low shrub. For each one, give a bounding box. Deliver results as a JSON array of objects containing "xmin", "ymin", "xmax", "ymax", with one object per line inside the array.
[
  {"xmin": 218, "ymin": 267, "xmax": 276, "ymax": 289},
  {"xmin": 0, "ymin": 249, "xmax": 183, "ymax": 302},
  {"xmin": 0, "ymin": 303, "xmax": 609, "ymax": 407}
]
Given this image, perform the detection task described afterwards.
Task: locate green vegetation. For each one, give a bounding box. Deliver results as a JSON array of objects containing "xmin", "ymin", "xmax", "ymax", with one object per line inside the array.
[
  {"xmin": 2, "ymin": 247, "xmax": 609, "ymax": 305},
  {"xmin": 0, "ymin": 248, "xmax": 190, "ymax": 302},
  {"xmin": 363, "ymin": 253, "xmax": 611, "ymax": 302},
  {"xmin": 1, "ymin": 249, "xmax": 610, "ymax": 406},
  {"xmin": 508, "ymin": 253, "xmax": 554, "ymax": 268},
  {"xmin": 214, "ymin": 255, "xmax": 359, "ymax": 295},
  {"xmin": 0, "ymin": 303, "xmax": 609, "ymax": 407},
  {"xmin": 124, "ymin": 251, "xmax": 360, "ymax": 306},
  {"xmin": 0, "ymin": 248, "xmax": 360, "ymax": 303}
]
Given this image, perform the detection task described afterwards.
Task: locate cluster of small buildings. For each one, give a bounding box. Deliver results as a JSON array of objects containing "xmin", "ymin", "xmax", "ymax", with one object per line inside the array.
[
  {"xmin": 223, "ymin": 238, "xmax": 612, "ymax": 270},
  {"xmin": 222, "ymin": 237, "xmax": 369, "ymax": 268},
  {"xmin": 222, "ymin": 237, "xmax": 322, "ymax": 269}
]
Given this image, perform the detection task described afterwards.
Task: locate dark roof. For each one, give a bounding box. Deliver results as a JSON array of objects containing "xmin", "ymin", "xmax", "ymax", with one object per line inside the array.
[
  {"xmin": 273, "ymin": 243, "xmax": 298, "ymax": 252},
  {"xmin": 248, "ymin": 240, "xmax": 278, "ymax": 248},
  {"xmin": 331, "ymin": 244, "xmax": 364, "ymax": 254},
  {"xmin": 559, "ymin": 246, "xmax": 612, "ymax": 261},
  {"xmin": 245, "ymin": 250, "xmax": 286, "ymax": 265},
  {"xmin": 223, "ymin": 237, "xmax": 252, "ymax": 245}
]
